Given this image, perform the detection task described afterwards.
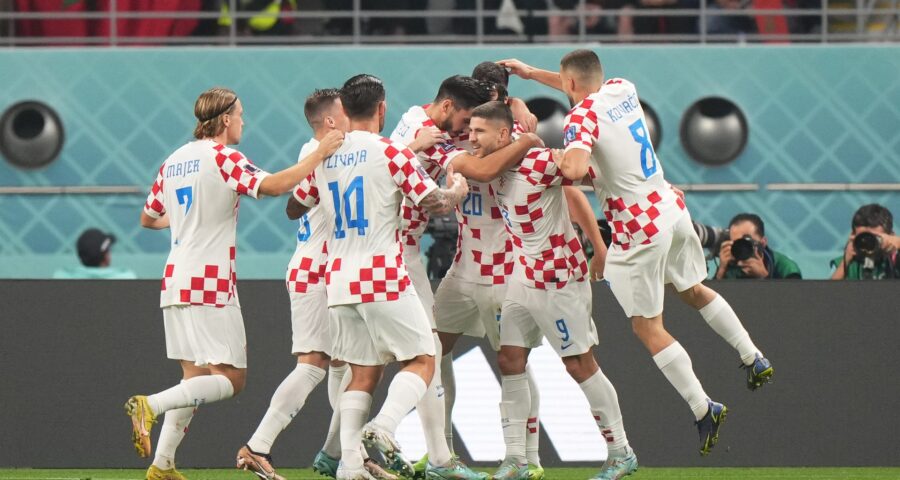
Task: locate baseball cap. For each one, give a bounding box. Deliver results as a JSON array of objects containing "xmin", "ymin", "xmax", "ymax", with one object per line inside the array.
[{"xmin": 77, "ymin": 228, "xmax": 116, "ymax": 267}]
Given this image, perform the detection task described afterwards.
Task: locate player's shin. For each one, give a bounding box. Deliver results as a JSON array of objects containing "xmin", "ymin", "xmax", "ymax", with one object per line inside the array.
[
  {"xmin": 440, "ymin": 353, "xmax": 456, "ymax": 452},
  {"xmin": 578, "ymin": 369, "xmax": 632, "ymax": 459},
  {"xmin": 247, "ymin": 363, "xmax": 326, "ymax": 454},
  {"xmin": 524, "ymin": 365, "xmax": 541, "ymax": 467},
  {"xmin": 500, "ymin": 373, "xmax": 530, "ymax": 464},
  {"xmin": 152, "ymin": 405, "xmax": 196, "ymax": 470},
  {"xmin": 340, "ymin": 391, "xmax": 374, "ymax": 471}
]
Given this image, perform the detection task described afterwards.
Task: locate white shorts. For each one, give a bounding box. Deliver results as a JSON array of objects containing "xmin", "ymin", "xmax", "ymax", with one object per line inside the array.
[
  {"xmin": 500, "ymin": 279, "xmax": 598, "ymax": 357},
  {"xmin": 329, "ymin": 293, "xmax": 436, "ymax": 366},
  {"xmin": 604, "ymin": 212, "xmax": 708, "ymax": 318},
  {"xmin": 434, "ymin": 275, "xmax": 506, "ymax": 351},
  {"xmin": 164, "ymin": 305, "xmax": 247, "ymax": 368},
  {"xmin": 289, "ymin": 286, "xmax": 331, "ymax": 355},
  {"xmin": 404, "ymin": 250, "xmax": 435, "ymax": 329}
]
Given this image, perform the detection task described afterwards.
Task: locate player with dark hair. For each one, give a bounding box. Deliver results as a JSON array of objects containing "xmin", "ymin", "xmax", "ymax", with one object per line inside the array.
[
  {"xmin": 471, "ymin": 61, "xmax": 537, "ymax": 133},
  {"xmin": 293, "ymin": 74, "xmax": 484, "ymax": 480},
  {"xmin": 469, "ymin": 101, "xmax": 638, "ymax": 480},
  {"xmin": 127, "ymin": 87, "xmax": 343, "ymax": 480},
  {"xmin": 501, "ymin": 50, "xmax": 774, "ymax": 456},
  {"xmin": 387, "ymin": 75, "xmax": 543, "ymax": 476}
]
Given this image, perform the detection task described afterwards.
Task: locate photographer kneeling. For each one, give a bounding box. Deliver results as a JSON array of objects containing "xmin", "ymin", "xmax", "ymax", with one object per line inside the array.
[
  {"xmin": 831, "ymin": 203, "xmax": 900, "ymax": 280},
  {"xmin": 715, "ymin": 213, "xmax": 802, "ymax": 280}
]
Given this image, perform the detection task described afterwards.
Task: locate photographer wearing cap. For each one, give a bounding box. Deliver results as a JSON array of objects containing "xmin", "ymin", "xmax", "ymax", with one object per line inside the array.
[
  {"xmin": 831, "ymin": 204, "xmax": 900, "ymax": 280},
  {"xmin": 53, "ymin": 228, "xmax": 137, "ymax": 279},
  {"xmin": 715, "ymin": 213, "xmax": 802, "ymax": 280}
]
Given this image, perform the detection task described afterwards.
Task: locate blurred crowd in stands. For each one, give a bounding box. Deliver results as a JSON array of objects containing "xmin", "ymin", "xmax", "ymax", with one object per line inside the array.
[{"xmin": 3, "ymin": 0, "xmax": 896, "ymax": 43}]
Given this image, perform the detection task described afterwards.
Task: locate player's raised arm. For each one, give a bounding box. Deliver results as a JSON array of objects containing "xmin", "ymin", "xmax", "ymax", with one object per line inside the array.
[
  {"xmin": 258, "ymin": 129, "xmax": 343, "ymax": 196},
  {"xmin": 555, "ymin": 147, "xmax": 592, "ymax": 181},
  {"xmin": 498, "ymin": 58, "xmax": 563, "ymax": 92},
  {"xmin": 419, "ymin": 164, "xmax": 469, "ymax": 215},
  {"xmin": 450, "ymin": 132, "xmax": 543, "ymax": 183}
]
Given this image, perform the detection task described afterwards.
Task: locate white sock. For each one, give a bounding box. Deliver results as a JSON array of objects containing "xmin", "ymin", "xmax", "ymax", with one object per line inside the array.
[
  {"xmin": 525, "ymin": 365, "xmax": 541, "ymax": 466},
  {"xmin": 653, "ymin": 342, "xmax": 709, "ymax": 421},
  {"xmin": 417, "ymin": 334, "xmax": 452, "ymax": 467},
  {"xmin": 700, "ymin": 295, "xmax": 761, "ymax": 365},
  {"xmin": 578, "ymin": 369, "xmax": 631, "ymax": 458},
  {"xmin": 440, "ymin": 352, "xmax": 456, "ymax": 453},
  {"xmin": 500, "ymin": 373, "xmax": 530, "ymax": 464},
  {"xmin": 323, "ymin": 365, "xmax": 352, "ymax": 458},
  {"xmin": 340, "ymin": 390, "xmax": 372, "ymax": 471},
  {"xmin": 152, "ymin": 403, "xmax": 196, "ymax": 469},
  {"xmin": 247, "ymin": 363, "xmax": 326, "ymax": 454},
  {"xmin": 147, "ymin": 375, "xmax": 233, "ymax": 415},
  {"xmin": 371, "ymin": 371, "xmax": 428, "ymax": 434},
  {"xmin": 328, "ymin": 363, "xmax": 350, "ymax": 409}
]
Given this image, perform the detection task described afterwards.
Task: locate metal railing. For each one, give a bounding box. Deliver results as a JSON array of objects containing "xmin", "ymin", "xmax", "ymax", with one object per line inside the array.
[{"xmin": 0, "ymin": 0, "xmax": 897, "ymax": 46}]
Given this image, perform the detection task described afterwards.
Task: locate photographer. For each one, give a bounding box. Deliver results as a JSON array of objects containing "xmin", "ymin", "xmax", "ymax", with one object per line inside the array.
[
  {"xmin": 715, "ymin": 213, "xmax": 802, "ymax": 280},
  {"xmin": 831, "ymin": 204, "xmax": 900, "ymax": 280}
]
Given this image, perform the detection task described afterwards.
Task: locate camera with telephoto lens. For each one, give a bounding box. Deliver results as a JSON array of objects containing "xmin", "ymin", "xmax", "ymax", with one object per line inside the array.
[
  {"xmin": 425, "ymin": 213, "xmax": 458, "ymax": 280},
  {"xmin": 731, "ymin": 235, "xmax": 761, "ymax": 262},
  {"xmin": 853, "ymin": 232, "xmax": 881, "ymax": 258},
  {"xmin": 692, "ymin": 221, "xmax": 729, "ymax": 260}
]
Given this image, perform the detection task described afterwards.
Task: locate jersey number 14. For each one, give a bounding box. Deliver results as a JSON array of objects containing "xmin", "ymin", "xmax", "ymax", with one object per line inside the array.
[{"xmin": 328, "ymin": 176, "xmax": 369, "ymax": 238}]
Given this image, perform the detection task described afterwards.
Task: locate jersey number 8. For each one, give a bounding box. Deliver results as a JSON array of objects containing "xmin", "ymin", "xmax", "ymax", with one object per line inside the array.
[{"xmin": 629, "ymin": 118, "xmax": 658, "ymax": 178}]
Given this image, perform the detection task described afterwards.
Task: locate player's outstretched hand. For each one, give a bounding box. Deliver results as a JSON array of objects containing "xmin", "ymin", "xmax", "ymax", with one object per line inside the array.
[
  {"xmin": 409, "ymin": 126, "xmax": 444, "ymax": 153},
  {"xmin": 497, "ymin": 59, "xmax": 534, "ymax": 80},
  {"xmin": 446, "ymin": 164, "xmax": 469, "ymax": 199},
  {"xmin": 316, "ymin": 130, "xmax": 344, "ymax": 158}
]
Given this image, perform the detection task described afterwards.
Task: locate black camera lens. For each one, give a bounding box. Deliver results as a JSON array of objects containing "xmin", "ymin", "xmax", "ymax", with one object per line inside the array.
[
  {"xmin": 731, "ymin": 235, "xmax": 756, "ymax": 261},
  {"xmin": 853, "ymin": 232, "xmax": 880, "ymax": 256}
]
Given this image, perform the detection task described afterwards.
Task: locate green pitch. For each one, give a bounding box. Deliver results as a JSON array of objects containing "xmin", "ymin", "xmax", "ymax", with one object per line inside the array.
[{"xmin": 1, "ymin": 468, "xmax": 899, "ymax": 480}]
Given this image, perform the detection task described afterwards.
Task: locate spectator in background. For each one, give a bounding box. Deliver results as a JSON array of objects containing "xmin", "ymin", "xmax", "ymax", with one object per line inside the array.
[
  {"xmin": 831, "ymin": 204, "xmax": 899, "ymax": 280},
  {"xmin": 548, "ymin": 0, "xmax": 619, "ymax": 38},
  {"xmin": 53, "ymin": 228, "xmax": 137, "ymax": 279},
  {"xmin": 616, "ymin": 0, "xmax": 699, "ymax": 39},
  {"xmin": 454, "ymin": 0, "xmax": 549, "ymax": 40},
  {"xmin": 705, "ymin": 0, "xmax": 757, "ymax": 36},
  {"xmin": 715, "ymin": 213, "xmax": 802, "ymax": 279}
]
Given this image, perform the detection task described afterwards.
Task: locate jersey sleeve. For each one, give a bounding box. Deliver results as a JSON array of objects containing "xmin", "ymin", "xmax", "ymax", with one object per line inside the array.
[
  {"xmin": 292, "ymin": 172, "xmax": 320, "ymax": 207},
  {"xmin": 421, "ymin": 140, "xmax": 466, "ymax": 172},
  {"xmin": 563, "ymin": 101, "xmax": 599, "ymax": 154},
  {"xmin": 384, "ymin": 140, "xmax": 438, "ymax": 206},
  {"xmin": 518, "ymin": 148, "xmax": 569, "ymax": 187},
  {"xmin": 143, "ymin": 164, "xmax": 166, "ymax": 219},
  {"xmin": 215, "ymin": 147, "xmax": 270, "ymax": 198}
]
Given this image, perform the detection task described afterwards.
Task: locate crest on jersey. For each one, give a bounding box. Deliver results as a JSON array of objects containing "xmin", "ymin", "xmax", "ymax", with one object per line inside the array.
[
  {"xmin": 437, "ymin": 142, "xmax": 457, "ymax": 154},
  {"xmin": 564, "ymin": 125, "xmax": 577, "ymax": 146}
]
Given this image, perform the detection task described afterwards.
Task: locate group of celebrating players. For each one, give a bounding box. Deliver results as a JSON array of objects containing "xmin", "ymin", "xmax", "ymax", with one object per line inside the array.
[{"xmin": 125, "ymin": 48, "xmax": 775, "ymax": 480}]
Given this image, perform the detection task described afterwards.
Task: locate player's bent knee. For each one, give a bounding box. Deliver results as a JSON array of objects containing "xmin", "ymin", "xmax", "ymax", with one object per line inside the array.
[
  {"xmin": 497, "ymin": 351, "xmax": 527, "ymax": 376},
  {"xmin": 562, "ymin": 352, "xmax": 598, "ymax": 383}
]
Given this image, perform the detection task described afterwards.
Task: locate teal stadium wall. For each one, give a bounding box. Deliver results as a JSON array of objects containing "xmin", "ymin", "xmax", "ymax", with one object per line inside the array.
[{"xmin": 0, "ymin": 45, "xmax": 898, "ymax": 280}]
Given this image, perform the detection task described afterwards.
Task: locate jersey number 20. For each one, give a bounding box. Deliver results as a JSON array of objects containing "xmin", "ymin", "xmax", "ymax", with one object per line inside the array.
[
  {"xmin": 629, "ymin": 118, "xmax": 658, "ymax": 178},
  {"xmin": 328, "ymin": 176, "xmax": 369, "ymax": 238}
]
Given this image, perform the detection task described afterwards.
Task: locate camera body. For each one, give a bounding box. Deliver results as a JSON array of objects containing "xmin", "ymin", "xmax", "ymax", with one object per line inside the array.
[
  {"xmin": 731, "ymin": 234, "xmax": 762, "ymax": 262},
  {"xmin": 853, "ymin": 231, "xmax": 882, "ymax": 259}
]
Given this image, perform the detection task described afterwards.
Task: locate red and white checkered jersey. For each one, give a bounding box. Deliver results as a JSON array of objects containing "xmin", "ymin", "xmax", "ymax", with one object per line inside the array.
[
  {"xmin": 389, "ymin": 105, "xmax": 466, "ymax": 250},
  {"xmin": 295, "ymin": 130, "xmax": 438, "ymax": 306},
  {"xmin": 286, "ymin": 139, "xmax": 331, "ymax": 294},
  {"xmin": 143, "ymin": 140, "xmax": 269, "ymax": 308},
  {"xmin": 563, "ymin": 78, "xmax": 685, "ymax": 250},
  {"xmin": 495, "ymin": 148, "xmax": 588, "ymax": 290}
]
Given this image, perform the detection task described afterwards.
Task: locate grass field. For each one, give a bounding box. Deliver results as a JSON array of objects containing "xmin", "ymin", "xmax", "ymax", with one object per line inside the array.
[{"xmin": 1, "ymin": 469, "xmax": 899, "ymax": 480}]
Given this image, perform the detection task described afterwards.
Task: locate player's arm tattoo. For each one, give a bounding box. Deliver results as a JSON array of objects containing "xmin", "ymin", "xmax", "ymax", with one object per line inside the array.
[
  {"xmin": 286, "ymin": 196, "xmax": 310, "ymax": 220},
  {"xmin": 419, "ymin": 185, "xmax": 466, "ymax": 215}
]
